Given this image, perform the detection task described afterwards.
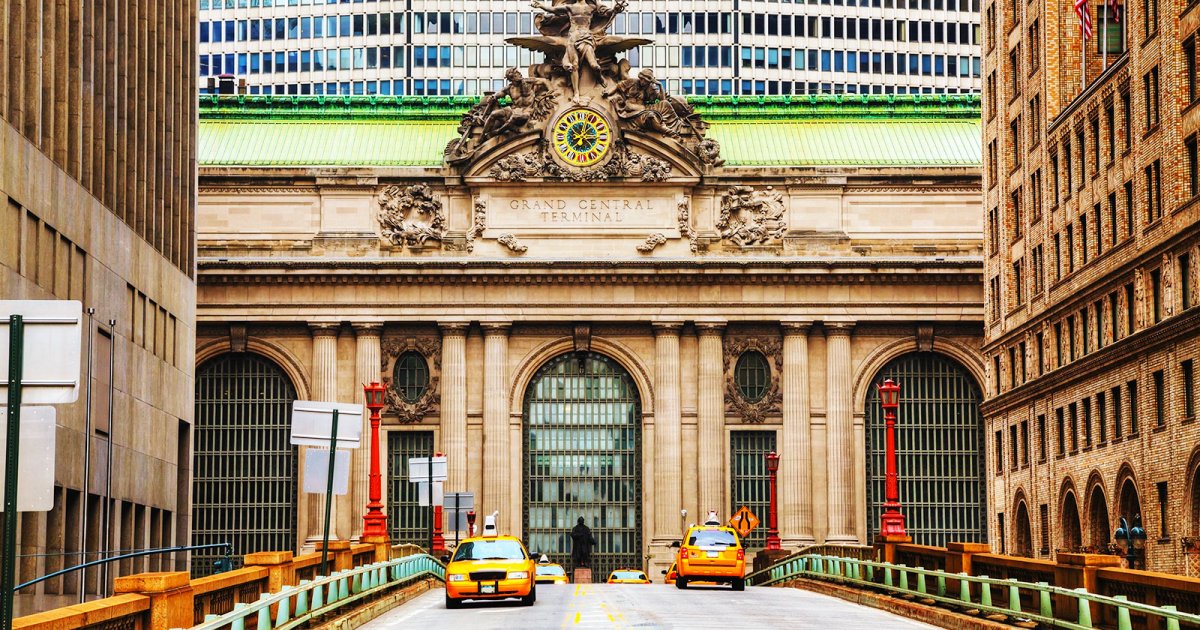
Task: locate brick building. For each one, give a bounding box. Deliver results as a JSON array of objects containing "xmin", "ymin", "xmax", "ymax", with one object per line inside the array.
[{"xmin": 981, "ymin": 0, "xmax": 1200, "ymax": 574}]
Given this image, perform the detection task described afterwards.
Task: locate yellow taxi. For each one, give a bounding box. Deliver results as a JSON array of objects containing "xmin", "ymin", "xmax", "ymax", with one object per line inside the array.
[
  {"xmin": 663, "ymin": 562, "xmax": 678, "ymax": 585},
  {"xmin": 443, "ymin": 533, "xmax": 537, "ymax": 608},
  {"xmin": 675, "ymin": 515, "xmax": 746, "ymax": 591},
  {"xmin": 606, "ymin": 569, "xmax": 652, "ymax": 584},
  {"xmin": 534, "ymin": 556, "xmax": 569, "ymax": 585}
]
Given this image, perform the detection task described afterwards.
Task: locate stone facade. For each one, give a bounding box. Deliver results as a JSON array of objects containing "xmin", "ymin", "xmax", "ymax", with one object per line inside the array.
[
  {"xmin": 981, "ymin": 0, "xmax": 1200, "ymax": 574},
  {"xmin": 0, "ymin": 0, "xmax": 197, "ymax": 612}
]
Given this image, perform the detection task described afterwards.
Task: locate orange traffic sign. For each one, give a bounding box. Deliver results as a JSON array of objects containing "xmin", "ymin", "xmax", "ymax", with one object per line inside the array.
[{"xmin": 729, "ymin": 506, "xmax": 760, "ymax": 538}]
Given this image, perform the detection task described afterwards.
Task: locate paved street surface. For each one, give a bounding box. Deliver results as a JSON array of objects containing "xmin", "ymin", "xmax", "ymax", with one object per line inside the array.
[{"xmin": 367, "ymin": 583, "xmax": 938, "ymax": 629}]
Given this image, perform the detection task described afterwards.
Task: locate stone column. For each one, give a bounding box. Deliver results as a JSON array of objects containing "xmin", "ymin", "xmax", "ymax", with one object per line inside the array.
[
  {"xmin": 440, "ymin": 323, "xmax": 470, "ymax": 494},
  {"xmin": 482, "ymin": 323, "xmax": 511, "ymax": 533},
  {"xmin": 781, "ymin": 321, "xmax": 815, "ymax": 545},
  {"xmin": 350, "ymin": 323, "xmax": 382, "ymax": 540},
  {"xmin": 652, "ymin": 323, "xmax": 683, "ymax": 538},
  {"xmin": 825, "ymin": 322, "xmax": 856, "ymax": 543},
  {"xmin": 307, "ymin": 323, "xmax": 340, "ymax": 545},
  {"xmin": 695, "ymin": 322, "xmax": 726, "ymax": 517}
]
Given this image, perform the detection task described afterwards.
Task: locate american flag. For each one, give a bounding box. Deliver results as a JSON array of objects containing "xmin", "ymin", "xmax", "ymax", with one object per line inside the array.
[
  {"xmin": 1109, "ymin": 0, "xmax": 1121, "ymax": 23},
  {"xmin": 1075, "ymin": 0, "xmax": 1093, "ymax": 39}
]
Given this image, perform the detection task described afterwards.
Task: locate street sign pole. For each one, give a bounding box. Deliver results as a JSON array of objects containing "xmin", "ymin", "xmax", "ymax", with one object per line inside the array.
[
  {"xmin": 427, "ymin": 456, "xmax": 433, "ymax": 553},
  {"xmin": 1, "ymin": 315, "xmax": 25, "ymax": 630},
  {"xmin": 319, "ymin": 409, "xmax": 340, "ymax": 577}
]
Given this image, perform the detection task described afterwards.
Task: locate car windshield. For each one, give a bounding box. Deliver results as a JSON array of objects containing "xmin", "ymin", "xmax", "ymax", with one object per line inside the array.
[
  {"xmin": 452, "ymin": 539, "xmax": 528, "ymax": 561},
  {"xmin": 536, "ymin": 565, "xmax": 566, "ymax": 576},
  {"xmin": 689, "ymin": 529, "xmax": 738, "ymax": 547},
  {"xmin": 612, "ymin": 571, "xmax": 646, "ymax": 580}
]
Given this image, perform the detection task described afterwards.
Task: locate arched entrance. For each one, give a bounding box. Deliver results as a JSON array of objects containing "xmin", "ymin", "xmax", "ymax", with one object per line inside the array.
[
  {"xmin": 1088, "ymin": 484, "xmax": 1111, "ymax": 550},
  {"xmin": 523, "ymin": 352, "xmax": 642, "ymax": 579},
  {"xmin": 865, "ymin": 352, "xmax": 986, "ymax": 547},
  {"xmin": 1061, "ymin": 491, "xmax": 1082, "ymax": 553},
  {"xmin": 1014, "ymin": 499, "xmax": 1033, "ymax": 558},
  {"xmin": 192, "ymin": 353, "xmax": 298, "ymax": 575}
]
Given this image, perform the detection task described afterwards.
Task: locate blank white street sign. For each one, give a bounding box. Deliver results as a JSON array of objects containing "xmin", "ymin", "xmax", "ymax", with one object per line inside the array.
[
  {"xmin": 407, "ymin": 456, "xmax": 447, "ymax": 482},
  {"xmin": 302, "ymin": 449, "xmax": 351, "ymax": 495},
  {"xmin": 0, "ymin": 300, "xmax": 83, "ymax": 404},
  {"xmin": 290, "ymin": 400, "xmax": 363, "ymax": 448},
  {"xmin": 0, "ymin": 407, "xmax": 57, "ymax": 512},
  {"xmin": 417, "ymin": 481, "xmax": 444, "ymax": 507}
]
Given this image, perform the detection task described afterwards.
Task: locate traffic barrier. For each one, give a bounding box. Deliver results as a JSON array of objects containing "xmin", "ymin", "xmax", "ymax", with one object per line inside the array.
[{"xmin": 746, "ymin": 553, "xmax": 1200, "ymax": 629}]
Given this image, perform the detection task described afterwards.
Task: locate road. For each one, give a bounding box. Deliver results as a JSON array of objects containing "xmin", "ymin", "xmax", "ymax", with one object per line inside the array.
[{"xmin": 366, "ymin": 582, "xmax": 938, "ymax": 629}]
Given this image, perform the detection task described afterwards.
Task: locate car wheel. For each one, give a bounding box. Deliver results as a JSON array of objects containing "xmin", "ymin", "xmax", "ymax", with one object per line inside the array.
[
  {"xmin": 732, "ymin": 578, "xmax": 745, "ymax": 591},
  {"xmin": 445, "ymin": 593, "xmax": 462, "ymax": 609},
  {"xmin": 522, "ymin": 585, "xmax": 537, "ymax": 606},
  {"xmin": 675, "ymin": 577, "xmax": 688, "ymax": 589}
]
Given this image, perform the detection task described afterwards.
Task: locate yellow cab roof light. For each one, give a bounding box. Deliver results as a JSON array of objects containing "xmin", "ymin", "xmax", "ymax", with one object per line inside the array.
[
  {"xmin": 703, "ymin": 510, "xmax": 721, "ymax": 526},
  {"xmin": 483, "ymin": 511, "xmax": 500, "ymax": 537}
]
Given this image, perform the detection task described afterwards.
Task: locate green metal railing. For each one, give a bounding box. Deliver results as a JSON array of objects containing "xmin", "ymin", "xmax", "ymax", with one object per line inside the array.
[
  {"xmin": 747, "ymin": 554, "xmax": 1200, "ymax": 630},
  {"xmin": 185, "ymin": 554, "xmax": 444, "ymax": 630}
]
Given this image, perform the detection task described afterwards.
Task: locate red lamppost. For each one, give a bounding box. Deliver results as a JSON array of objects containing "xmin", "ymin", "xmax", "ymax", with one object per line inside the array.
[
  {"xmin": 877, "ymin": 378, "xmax": 907, "ymax": 537},
  {"xmin": 362, "ymin": 382, "xmax": 389, "ymax": 540},
  {"xmin": 764, "ymin": 451, "xmax": 782, "ymax": 550}
]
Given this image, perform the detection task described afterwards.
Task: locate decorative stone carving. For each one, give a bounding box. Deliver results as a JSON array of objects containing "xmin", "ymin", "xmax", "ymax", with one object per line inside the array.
[
  {"xmin": 381, "ymin": 337, "xmax": 442, "ymax": 424},
  {"xmin": 497, "ymin": 233, "xmax": 529, "ymax": 253},
  {"xmin": 446, "ymin": 69, "xmax": 558, "ymax": 161},
  {"xmin": 466, "ymin": 198, "xmax": 487, "ymax": 252},
  {"xmin": 916, "ymin": 324, "xmax": 935, "ymax": 352},
  {"xmin": 1134, "ymin": 268, "xmax": 1146, "ymax": 330},
  {"xmin": 573, "ymin": 323, "xmax": 592, "ymax": 352},
  {"xmin": 677, "ymin": 197, "xmax": 699, "ymax": 254},
  {"xmin": 636, "ymin": 233, "xmax": 668, "ymax": 253},
  {"xmin": 697, "ymin": 138, "xmax": 725, "ymax": 167},
  {"xmin": 717, "ymin": 186, "xmax": 787, "ymax": 247},
  {"xmin": 488, "ymin": 142, "xmax": 670, "ymax": 182},
  {"xmin": 723, "ymin": 336, "xmax": 784, "ymax": 423},
  {"xmin": 377, "ymin": 184, "xmax": 446, "ymax": 248},
  {"xmin": 1163, "ymin": 254, "xmax": 1174, "ymax": 318}
]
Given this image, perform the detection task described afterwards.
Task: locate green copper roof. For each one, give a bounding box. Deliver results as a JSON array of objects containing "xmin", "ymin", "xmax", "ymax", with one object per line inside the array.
[{"xmin": 198, "ymin": 94, "xmax": 981, "ymax": 168}]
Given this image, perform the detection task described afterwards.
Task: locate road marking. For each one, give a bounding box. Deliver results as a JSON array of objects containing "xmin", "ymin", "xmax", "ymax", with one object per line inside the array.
[{"xmin": 574, "ymin": 611, "xmax": 582, "ymax": 624}]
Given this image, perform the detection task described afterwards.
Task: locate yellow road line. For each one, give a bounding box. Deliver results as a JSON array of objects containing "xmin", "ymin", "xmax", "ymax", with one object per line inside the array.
[{"xmin": 574, "ymin": 611, "xmax": 581, "ymax": 624}]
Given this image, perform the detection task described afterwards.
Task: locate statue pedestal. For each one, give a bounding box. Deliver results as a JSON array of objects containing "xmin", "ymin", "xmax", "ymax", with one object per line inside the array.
[{"xmin": 572, "ymin": 568, "xmax": 593, "ymax": 584}]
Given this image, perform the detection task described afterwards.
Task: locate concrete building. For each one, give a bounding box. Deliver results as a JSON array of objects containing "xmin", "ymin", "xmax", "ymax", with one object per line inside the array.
[
  {"xmin": 0, "ymin": 0, "xmax": 197, "ymax": 614},
  {"xmin": 194, "ymin": 45, "xmax": 990, "ymax": 581},
  {"xmin": 980, "ymin": 0, "xmax": 1200, "ymax": 575},
  {"xmin": 197, "ymin": 0, "xmax": 983, "ymax": 97}
]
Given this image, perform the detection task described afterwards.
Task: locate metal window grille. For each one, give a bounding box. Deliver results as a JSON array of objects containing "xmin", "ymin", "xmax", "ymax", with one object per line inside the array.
[
  {"xmin": 386, "ymin": 431, "xmax": 434, "ymax": 546},
  {"xmin": 729, "ymin": 431, "xmax": 776, "ymax": 550},
  {"xmin": 865, "ymin": 352, "xmax": 987, "ymax": 547},
  {"xmin": 192, "ymin": 353, "xmax": 298, "ymax": 576},
  {"xmin": 523, "ymin": 352, "xmax": 642, "ymax": 580},
  {"xmin": 734, "ymin": 351, "xmax": 770, "ymax": 402},
  {"xmin": 392, "ymin": 351, "xmax": 430, "ymax": 403}
]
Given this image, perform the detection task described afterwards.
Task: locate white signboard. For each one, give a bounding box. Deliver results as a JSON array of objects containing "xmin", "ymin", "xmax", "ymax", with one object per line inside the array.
[
  {"xmin": 302, "ymin": 448, "xmax": 351, "ymax": 495},
  {"xmin": 0, "ymin": 301, "xmax": 83, "ymax": 404},
  {"xmin": 0, "ymin": 407, "xmax": 57, "ymax": 512},
  {"xmin": 290, "ymin": 401, "xmax": 363, "ymax": 448},
  {"xmin": 407, "ymin": 455, "xmax": 447, "ymax": 482},
  {"xmin": 417, "ymin": 481, "xmax": 444, "ymax": 507}
]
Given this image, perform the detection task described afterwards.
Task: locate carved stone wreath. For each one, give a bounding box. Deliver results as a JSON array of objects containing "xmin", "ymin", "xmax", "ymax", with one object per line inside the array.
[
  {"xmin": 489, "ymin": 142, "xmax": 671, "ymax": 183},
  {"xmin": 377, "ymin": 184, "xmax": 447, "ymax": 249},
  {"xmin": 717, "ymin": 185, "xmax": 787, "ymax": 247},
  {"xmin": 381, "ymin": 337, "xmax": 441, "ymax": 424},
  {"xmin": 723, "ymin": 336, "xmax": 783, "ymax": 423}
]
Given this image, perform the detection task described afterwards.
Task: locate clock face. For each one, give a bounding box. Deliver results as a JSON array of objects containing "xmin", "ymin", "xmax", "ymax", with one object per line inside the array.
[{"xmin": 552, "ymin": 109, "xmax": 612, "ymax": 167}]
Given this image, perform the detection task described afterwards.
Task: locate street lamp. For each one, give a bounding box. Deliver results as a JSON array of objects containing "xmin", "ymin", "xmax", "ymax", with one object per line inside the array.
[
  {"xmin": 361, "ymin": 382, "xmax": 389, "ymax": 540},
  {"xmin": 764, "ymin": 451, "xmax": 781, "ymax": 550},
  {"xmin": 1114, "ymin": 514, "xmax": 1147, "ymax": 569},
  {"xmin": 877, "ymin": 378, "xmax": 907, "ymax": 538}
]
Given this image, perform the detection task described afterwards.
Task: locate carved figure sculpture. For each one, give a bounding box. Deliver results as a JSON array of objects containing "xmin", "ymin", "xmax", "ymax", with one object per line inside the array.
[
  {"xmin": 530, "ymin": 0, "xmax": 625, "ymax": 96},
  {"xmin": 377, "ymin": 184, "xmax": 447, "ymax": 248},
  {"xmin": 603, "ymin": 69, "xmax": 695, "ymax": 138},
  {"xmin": 481, "ymin": 68, "xmax": 557, "ymax": 138},
  {"xmin": 717, "ymin": 186, "xmax": 788, "ymax": 247}
]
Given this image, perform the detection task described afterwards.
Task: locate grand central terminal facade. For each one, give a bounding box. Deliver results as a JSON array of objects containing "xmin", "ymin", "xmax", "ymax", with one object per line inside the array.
[{"xmin": 193, "ymin": 0, "xmax": 988, "ymax": 578}]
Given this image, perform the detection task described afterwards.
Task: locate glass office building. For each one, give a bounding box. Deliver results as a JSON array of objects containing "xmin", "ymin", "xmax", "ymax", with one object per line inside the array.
[{"xmin": 198, "ymin": 0, "xmax": 982, "ymax": 96}]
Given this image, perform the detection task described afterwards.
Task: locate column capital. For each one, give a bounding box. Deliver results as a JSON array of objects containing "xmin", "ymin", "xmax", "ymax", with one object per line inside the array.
[
  {"xmin": 439, "ymin": 321, "xmax": 471, "ymax": 335},
  {"xmin": 309, "ymin": 322, "xmax": 340, "ymax": 338},
  {"xmin": 652, "ymin": 322, "xmax": 684, "ymax": 336},
  {"xmin": 694, "ymin": 321, "xmax": 727, "ymax": 336},
  {"xmin": 481, "ymin": 321, "xmax": 512, "ymax": 335},
  {"xmin": 780, "ymin": 321, "xmax": 814, "ymax": 335},
  {"xmin": 824, "ymin": 321, "xmax": 856, "ymax": 335},
  {"xmin": 351, "ymin": 322, "xmax": 384, "ymax": 336}
]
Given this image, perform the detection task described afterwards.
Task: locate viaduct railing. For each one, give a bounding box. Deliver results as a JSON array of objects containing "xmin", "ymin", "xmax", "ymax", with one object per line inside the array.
[
  {"xmin": 12, "ymin": 542, "xmax": 437, "ymax": 630},
  {"xmin": 747, "ymin": 541, "xmax": 1200, "ymax": 630}
]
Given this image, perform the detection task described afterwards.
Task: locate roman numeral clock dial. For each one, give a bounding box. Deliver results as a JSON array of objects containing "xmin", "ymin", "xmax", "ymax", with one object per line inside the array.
[{"xmin": 552, "ymin": 109, "xmax": 612, "ymax": 168}]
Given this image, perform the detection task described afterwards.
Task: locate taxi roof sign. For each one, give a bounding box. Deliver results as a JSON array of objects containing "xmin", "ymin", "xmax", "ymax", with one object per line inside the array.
[{"xmin": 728, "ymin": 506, "xmax": 760, "ymax": 538}]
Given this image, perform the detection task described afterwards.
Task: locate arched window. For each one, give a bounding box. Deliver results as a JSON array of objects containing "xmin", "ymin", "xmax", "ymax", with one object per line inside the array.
[
  {"xmin": 1062, "ymin": 491, "xmax": 1083, "ymax": 552},
  {"xmin": 1014, "ymin": 500, "xmax": 1034, "ymax": 558},
  {"xmin": 393, "ymin": 351, "xmax": 430, "ymax": 403},
  {"xmin": 734, "ymin": 351, "xmax": 770, "ymax": 402},
  {"xmin": 1088, "ymin": 484, "xmax": 1111, "ymax": 550}
]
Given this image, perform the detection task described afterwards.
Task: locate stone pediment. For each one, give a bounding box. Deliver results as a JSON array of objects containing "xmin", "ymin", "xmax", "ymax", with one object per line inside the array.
[{"xmin": 443, "ymin": 0, "xmax": 723, "ymax": 182}]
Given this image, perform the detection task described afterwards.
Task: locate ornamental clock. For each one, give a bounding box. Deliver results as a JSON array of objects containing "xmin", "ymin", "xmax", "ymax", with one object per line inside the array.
[{"xmin": 550, "ymin": 108, "xmax": 613, "ymax": 168}]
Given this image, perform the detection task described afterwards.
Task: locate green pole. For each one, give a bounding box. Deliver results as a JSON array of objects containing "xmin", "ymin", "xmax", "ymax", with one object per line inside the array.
[
  {"xmin": 2, "ymin": 315, "xmax": 26, "ymax": 630},
  {"xmin": 319, "ymin": 409, "xmax": 340, "ymax": 577}
]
